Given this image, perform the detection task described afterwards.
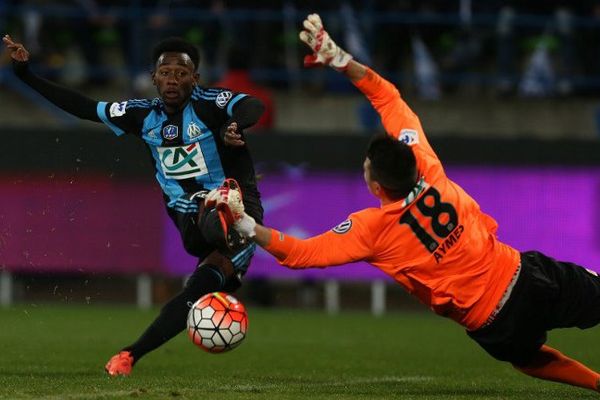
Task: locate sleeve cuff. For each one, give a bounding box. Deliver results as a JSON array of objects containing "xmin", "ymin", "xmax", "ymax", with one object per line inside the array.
[
  {"xmin": 227, "ymin": 94, "xmax": 248, "ymax": 117},
  {"xmin": 352, "ymin": 68, "xmax": 382, "ymax": 97},
  {"xmin": 264, "ymin": 229, "xmax": 295, "ymax": 262}
]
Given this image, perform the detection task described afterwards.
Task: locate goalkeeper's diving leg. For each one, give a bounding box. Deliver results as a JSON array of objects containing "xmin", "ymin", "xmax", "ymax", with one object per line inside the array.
[{"xmin": 514, "ymin": 345, "xmax": 600, "ymax": 392}]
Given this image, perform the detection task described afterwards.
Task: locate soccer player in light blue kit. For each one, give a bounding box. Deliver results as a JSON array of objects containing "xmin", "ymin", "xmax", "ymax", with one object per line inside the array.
[{"xmin": 3, "ymin": 34, "xmax": 264, "ymax": 376}]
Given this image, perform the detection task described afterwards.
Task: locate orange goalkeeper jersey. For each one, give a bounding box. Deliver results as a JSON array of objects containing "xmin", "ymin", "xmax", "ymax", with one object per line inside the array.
[{"xmin": 265, "ymin": 68, "xmax": 520, "ymax": 331}]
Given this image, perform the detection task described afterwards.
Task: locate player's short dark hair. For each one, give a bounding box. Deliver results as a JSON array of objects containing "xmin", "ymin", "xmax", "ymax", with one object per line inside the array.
[
  {"xmin": 366, "ymin": 134, "xmax": 418, "ymax": 200},
  {"xmin": 152, "ymin": 37, "xmax": 200, "ymax": 71}
]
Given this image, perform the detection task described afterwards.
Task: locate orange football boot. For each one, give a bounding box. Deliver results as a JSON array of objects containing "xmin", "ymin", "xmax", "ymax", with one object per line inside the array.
[{"xmin": 104, "ymin": 351, "xmax": 134, "ymax": 376}]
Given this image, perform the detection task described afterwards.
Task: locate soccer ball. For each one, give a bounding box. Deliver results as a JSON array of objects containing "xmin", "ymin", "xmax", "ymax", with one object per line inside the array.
[{"xmin": 187, "ymin": 292, "xmax": 248, "ymax": 353}]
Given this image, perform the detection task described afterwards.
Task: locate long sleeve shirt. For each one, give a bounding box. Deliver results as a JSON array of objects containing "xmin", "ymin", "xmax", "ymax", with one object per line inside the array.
[{"xmin": 265, "ymin": 68, "xmax": 520, "ymax": 331}]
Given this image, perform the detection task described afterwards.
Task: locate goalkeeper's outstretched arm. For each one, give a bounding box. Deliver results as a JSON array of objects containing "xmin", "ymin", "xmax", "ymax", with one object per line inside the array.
[
  {"xmin": 248, "ymin": 222, "xmax": 272, "ymax": 248},
  {"xmin": 343, "ymin": 60, "xmax": 367, "ymax": 82},
  {"xmin": 299, "ymin": 14, "xmax": 421, "ymax": 142},
  {"xmin": 234, "ymin": 212, "xmax": 373, "ymax": 269},
  {"xmin": 298, "ymin": 14, "xmax": 367, "ymax": 82}
]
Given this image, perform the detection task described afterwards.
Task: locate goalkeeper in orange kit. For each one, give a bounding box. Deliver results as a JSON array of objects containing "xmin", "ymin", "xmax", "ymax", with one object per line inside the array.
[{"xmin": 212, "ymin": 13, "xmax": 600, "ymax": 394}]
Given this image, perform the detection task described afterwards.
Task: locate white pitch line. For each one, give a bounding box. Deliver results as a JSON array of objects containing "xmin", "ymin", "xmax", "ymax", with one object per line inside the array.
[
  {"xmin": 22, "ymin": 376, "xmax": 435, "ymax": 399},
  {"xmin": 18, "ymin": 390, "xmax": 152, "ymax": 400},
  {"xmin": 314, "ymin": 376, "xmax": 434, "ymax": 386},
  {"xmin": 224, "ymin": 375, "xmax": 434, "ymax": 391}
]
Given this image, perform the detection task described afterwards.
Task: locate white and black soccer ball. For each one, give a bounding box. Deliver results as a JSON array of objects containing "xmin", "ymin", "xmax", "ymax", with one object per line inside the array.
[{"xmin": 187, "ymin": 292, "xmax": 248, "ymax": 353}]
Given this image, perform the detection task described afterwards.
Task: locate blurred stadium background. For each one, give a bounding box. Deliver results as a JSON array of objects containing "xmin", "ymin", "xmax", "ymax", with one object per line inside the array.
[{"xmin": 2, "ymin": 0, "xmax": 600, "ymax": 314}]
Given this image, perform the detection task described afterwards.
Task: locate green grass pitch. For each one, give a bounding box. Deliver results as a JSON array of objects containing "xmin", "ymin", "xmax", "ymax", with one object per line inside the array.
[{"xmin": 0, "ymin": 305, "xmax": 598, "ymax": 399}]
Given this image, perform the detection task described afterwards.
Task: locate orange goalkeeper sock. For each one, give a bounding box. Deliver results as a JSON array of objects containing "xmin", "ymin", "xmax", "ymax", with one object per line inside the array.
[{"xmin": 514, "ymin": 345, "xmax": 600, "ymax": 392}]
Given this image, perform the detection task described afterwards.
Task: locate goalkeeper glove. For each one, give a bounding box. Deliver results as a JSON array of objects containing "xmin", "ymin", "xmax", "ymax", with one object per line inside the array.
[
  {"xmin": 204, "ymin": 178, "xmax": 244, "ymax": 226},
  {"xmin": 234, "ymin": 213, "xmax": 257, "ymax": 238},
  {"xmin": 204, "ymin": 178, "xmax": 257, "ymax": 238},
  {"xmin": 299, "ymin": 13, "xmax": 353, "ymax": 71}
]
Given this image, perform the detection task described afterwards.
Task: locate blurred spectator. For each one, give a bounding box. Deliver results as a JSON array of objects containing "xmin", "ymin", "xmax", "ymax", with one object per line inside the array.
[
  {"xmin": 6, "ymin": 0, "xmax": 52, "ymax": 68},
  {"xmin": 409, "ymin": 0, "xmax": 453, "ymax": 99},
  {"xmin": 372, "ymin": 0, "xmax": 487, "ymax": 99},
  {"xmin": 225, "ymin": 0, "xmax": 282, "ymax": 70},
  {"xmin": 214, "ymin": 46, "xmax": 275, "ymax": 130},
  {"xmin": 495, "ymin": 0, "xmax": 581, "ymax": 97},
  {"xmin": 147, "ymin": 0, "xmax": 230, "ymax": 76},
  {"xmin": 70, "ymin": 0, "xmax": 118, "ymax": 85},
  {"xmin": 371, "ymin": 0, "xmax": 412, "ymax": 86},
  {"xmin": 579, "ymin": 0, "xmax": 600, "ymax": 95},
  {"xmin": 9, "ymin": 0, "xmax": 134, "ymax": 86},
  {"xmin": 96, "ymin": 0, "xmax": 232, "ymax": 94},
  {"xmin": 6, "ymin": 1, "xmax": 600, "ymax": 97}
]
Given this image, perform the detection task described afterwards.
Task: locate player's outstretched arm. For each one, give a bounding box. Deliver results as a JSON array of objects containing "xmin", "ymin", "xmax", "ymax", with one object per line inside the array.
[
  {"xmin": 207, "ymin": 182, "xmax": 372, "ymax": 267},
  {"xmin": 299, "ymin": 15, "xmax": 422, "ymax": 140},
  {"xmin": 298, "ymin": 14, "xmax": 366, "ymax": 82},
  {"xmin": 2, "ymin": 34, "xmax": 101, "ymax": 122},
  {"xmin": 220, "ymin": 97, "xmax": 265, "ymax": 147},
  {"xmin": 203, "ymin": 184, "xmax": 270, "ymax": 246},
  {"xmin": 238, "ymin": 215, "xmax": 272, "ymax": 248}
]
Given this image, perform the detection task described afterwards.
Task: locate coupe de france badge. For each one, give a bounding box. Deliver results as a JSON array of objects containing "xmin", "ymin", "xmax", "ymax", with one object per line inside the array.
[
  {"xmin": 215, "ymin": 91, "xmax": 232, "ymax": 108},
  {"xmin": 162, "ymin": 125, "xmax": 179, "ymax": 140}
]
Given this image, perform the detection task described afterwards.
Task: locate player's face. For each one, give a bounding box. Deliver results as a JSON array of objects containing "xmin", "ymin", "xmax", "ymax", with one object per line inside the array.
[
  {"xmin": 152, "ymin": 52, "xmax": 199, "ymax": 112},
  {"xmin": 364, "ymin": 158, "xmax": 390, "ymax": 204},
  {"xmin": 363, "ymin": 157, "xmax": 379, "ymax": 197}
]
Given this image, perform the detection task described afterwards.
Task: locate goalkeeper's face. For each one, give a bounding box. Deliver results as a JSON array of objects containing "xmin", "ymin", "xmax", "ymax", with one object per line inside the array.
[
  {"xmin": 363, "ymin": 157, "xmax": 381, "ymax": 199},
  {"xmin": 363, "ymin": 157, "xmax": 394, "ymax": 205},
  {"xmin": 152, "ymin": 52, "xmax": 199, "ymax": 112}
]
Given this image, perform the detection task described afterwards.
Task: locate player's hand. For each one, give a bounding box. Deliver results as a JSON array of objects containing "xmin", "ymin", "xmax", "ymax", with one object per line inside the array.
[
  {"xmin": 299, "ymin": 14, "xmax": 352, "ymax": 71},
  {"xmin": 2, "ymin": 35, "xmax": 30, "ymax": 62},
  {"xmin": 233, "ymin": 212, "xmax": 257, "ymax": 238},
  {"xmin": 223, "ymin": 122, "xmax": 245, "ymax": 147},
  {"xmin": 204, "ymin": 179, "xmax": 245, "ymax": 225}
]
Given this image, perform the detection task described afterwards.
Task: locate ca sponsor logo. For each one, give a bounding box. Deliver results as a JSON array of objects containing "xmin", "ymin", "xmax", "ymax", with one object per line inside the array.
[
  {"xmin": 332, "ymin": 219, "xmax": 352, "ymax": 234},
  {"xmin": 187, "ymin": 122, "xmax": 202, "ymax": 138},
  {"xmin": 398, "ymin": 129, "xmax": 419, "ymax": 145},
  {"xmin": 158, "ymin": 142, "xmax": 208, "ymax": 179},
  {"xmin": 215, "ymin": 91, "xmax": 232, "ymax": 108},
  {"xmin": 162, "ymin": 124, "xmax": 179, "ymax": 140},
  {"xmin": 109, "ymin": 101, "xmax": 127, "ymax": 117}
]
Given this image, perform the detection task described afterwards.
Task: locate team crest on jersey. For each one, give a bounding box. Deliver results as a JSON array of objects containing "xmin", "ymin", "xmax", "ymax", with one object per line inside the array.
[
  {"xmin": 398, "ymin": 129, "xmax": 419, "ymax": 145},
  {"xmin": 187, "ymin": 122, "xmax": 202, "ymax": 138},
  {"xmin": 215, "ymin": 91, "xmax": 232, "ymax": 108},
  {"xmin": 162, "ymin": 125, "xmax": 179, "ymax": 140},
  {"xmin": 332, "ymin": 219, "xmax": 352, "ymax": 234},
  {"xmin": 109, "ymin": 101, "xmax": 127, "ymax": 117}
]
